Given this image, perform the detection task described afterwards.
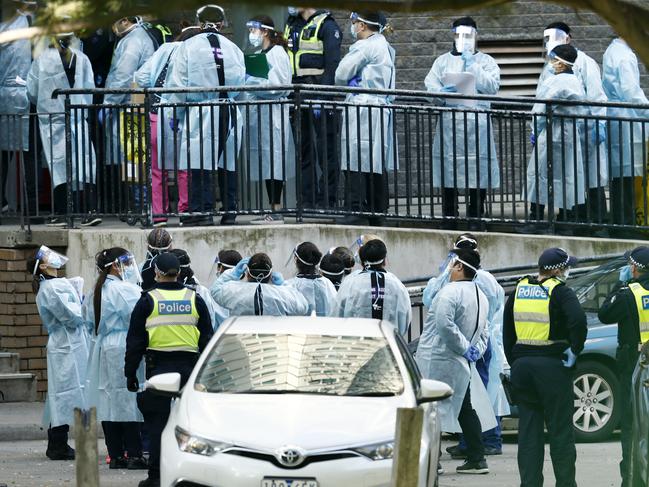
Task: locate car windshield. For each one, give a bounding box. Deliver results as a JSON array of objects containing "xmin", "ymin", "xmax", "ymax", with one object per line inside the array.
[
  {"xmin": 194, "ymin": 333, "xmax": 405, "ymax": 396},
  {"xmin": 568, "ymin": 257, "xmax": 626, "ymax": 313}
]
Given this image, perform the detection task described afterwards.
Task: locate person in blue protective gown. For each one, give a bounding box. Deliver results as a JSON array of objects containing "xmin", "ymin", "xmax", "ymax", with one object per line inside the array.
[
  {"xmin": 27, "ymin": 245, "xmax": 88, "ymax": 461},
  {"xmin": 286, "ymin": 242, "xmax": 337, "ymax": 316},
  {"xmin": 335, "ymin": 11, "xmax": 396, "ymax": 223},
  {"xmin": 211, "ymin": 253, "xmax": 309, "ymax": 316},
  {"xmin": 425, "ymin": 16, "xmax": 500, "ymax": 219},
  {"xmin": 603, "ymin": 37, "xmax": 649, "ymax": 226},
  {"xmin": 333, "ymin": 239, "xmax": 411, "ymax": 336},
  {"xmin": 526, "ymin": 44, "xmax": 587, "ymax": 221},
  {"xmin": 423, "ymin": 234, "xmax": 509, "ymax": 458}
]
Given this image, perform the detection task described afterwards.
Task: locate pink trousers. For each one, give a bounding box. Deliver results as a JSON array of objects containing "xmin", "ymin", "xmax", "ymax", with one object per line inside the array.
[{"xmin": 150, "ymin": 114, "xmax": 188, "ymax": 220}]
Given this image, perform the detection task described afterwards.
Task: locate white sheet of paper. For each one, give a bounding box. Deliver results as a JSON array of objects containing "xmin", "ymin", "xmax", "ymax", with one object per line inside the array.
[
  {"xmin": 442, "ymin": 72, "xmax": 477, "ymax": 107},
  {"xmin": 14, "ymin": 75, "xmax": 27, "ymax": 87}
]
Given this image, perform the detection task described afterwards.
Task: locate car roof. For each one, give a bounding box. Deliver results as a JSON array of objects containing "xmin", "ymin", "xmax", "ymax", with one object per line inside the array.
[{"xmin": 222, "ymin": 316, "xmax": 387, "ymax": 338}]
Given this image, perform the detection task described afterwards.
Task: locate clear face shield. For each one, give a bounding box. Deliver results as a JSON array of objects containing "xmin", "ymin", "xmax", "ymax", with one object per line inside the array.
[
  {"xmin": 246, "ymin": 20, "xmax": 272, "ymax": 49},
  {"xmin": 33, "ymin": 245, "xmax": 69, "ymax": 275},
  {"xmin": 453, "ymin": 25, "xmax": 477, "ymax": 54},
  {"xmin": 447, "ymin": 253, "xmax": 480, "ymax": 279},
  {"xmin": 547, "ymin": 49, "xmax": 574, "ymax": 72},
  {"xmin": 246, "ymin": 265, "xmax": 272, "ymax": 283},
  {"xmin": 112, "ymin": 253, "xmax": 141, "ymax": 285},
  {"xmin": 196, "ymin": 4, "xmax": 226, "ymax": 30},
  {"xmin": 543, "ymin": 28, "xmax": 569, "ymax": 55},
  {"xmin": 349, "ymin": 12, "xmax": 385, "ymax": 33},
  {"xmin": 208, "ymin": 255, "xmax": 236, "ymax": 284}
]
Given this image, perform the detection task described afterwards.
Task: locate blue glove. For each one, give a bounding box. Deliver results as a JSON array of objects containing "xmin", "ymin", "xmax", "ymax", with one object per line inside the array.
[
  {"xmin": 232, "ymin": 257, "xmax": 250, "ymax": 279},
  {"xmin": 463, "ymin": 345, "xmax": 480, "ymax": 363},
  {"xmin": 591, "ymin": 121, "xmax": 607, "ymax": 145},
  {"xmin": 530, "ymin": 133, "xmax": 536, "ymax": 146},
  {"xmin": 619, "ymin": 265, "xmax": 632, "ymax": 283},
  {"xmin": 169, "ymin": 118, "xmax": 179, "ymax": 131},
  {"xmin": 313, "ymin": 108, "xmax": 321, "ymax": 119},
  {"xmin": 562, "ymin": 347, "xmax": 577, "ymax": 368},
  {"xmin": 271, "ymin": 271, "xmax": 284, "ymax": 286},
  {"xmin": 441, "ymin": 84, "xmax": 457, "ymax": 93},
  {"xmin": 348, "ymin": 76, "xmax": 362, "ymax": 88},
  {"xmin": 97, "ymin": 108, "xmax": 106, "ymax": 125},
  {"xmin": 462, "ymin": 50, "xmax": 476, "ymax": 68}
]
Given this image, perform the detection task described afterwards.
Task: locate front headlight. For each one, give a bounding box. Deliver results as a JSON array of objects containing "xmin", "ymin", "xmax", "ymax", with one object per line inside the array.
[
  {"xmin": 351, "ymin": 440, "xmax": 394, "ymax": 460},
  {"xmin": 174, "ymin": 426, "xmax": 231, "ymax": 456}
]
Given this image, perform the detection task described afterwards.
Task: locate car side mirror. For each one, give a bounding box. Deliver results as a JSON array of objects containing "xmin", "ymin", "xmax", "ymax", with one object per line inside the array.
[
  {"xmin": 145, "ymin": 372, "xmax": 182, "ymax": 398},
  {"xmin": 417, "ymin": 379, "xmax": 453, "ymax": 404}
]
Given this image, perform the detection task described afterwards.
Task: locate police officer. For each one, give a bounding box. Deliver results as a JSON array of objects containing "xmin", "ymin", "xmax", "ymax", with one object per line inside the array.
[
  {"xmin": 503, "ymin": 247, "xmax": 587, "ymax": 487},
  {"xmin": 284, "ymin": 7, "xmax": 342, "ymax": 209},
  {"xmin": 598, "ymin": 246, "xmax": 649, "ymax": 487},
  {"xmin": 125, "ymin": 252, "xmax": 213, "ymax": 487}
]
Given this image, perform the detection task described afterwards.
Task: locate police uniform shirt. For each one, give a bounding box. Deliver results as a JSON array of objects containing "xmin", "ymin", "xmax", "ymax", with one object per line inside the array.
[
  {"xmin": 286, "ymin": 10, "xmax": 342, "ymax": 85},
  {"xmin": 124, "ymin": 281, "xmax": 213, "ymax": 379},
  {"xmin": 598, "ymin": 275, "xmax": 649, "ymax": 346},
  {"xmin": 503, "ymin": 276, "xmax": 587, "ymax": 364}
]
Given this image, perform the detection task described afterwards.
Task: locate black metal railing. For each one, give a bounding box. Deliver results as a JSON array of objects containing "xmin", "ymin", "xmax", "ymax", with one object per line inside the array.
[{"xmin": 1, "ymin": 84, "xmax": 648, "ymax": 236}]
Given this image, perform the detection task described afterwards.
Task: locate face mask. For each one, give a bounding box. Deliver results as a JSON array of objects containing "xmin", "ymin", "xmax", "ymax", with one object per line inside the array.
[
  {"xmin": 350, "ymin": 22, "xmax": 358, "ymax": 41},
  {"xmin": 121, "ymin": 265, "xmax": 137, "ymax": 282},
  {"xmin": 287, "ymin": 7, "xmax": 299, "ymax": 16},
  {"xmin": 248, "ymin": 32, "xmax": 262, "ymax": 48},
  {"xmin": 58, "ymin": 37, "xmax": 71, "ymax": 49},
  {"xmin": 619, "ymin": 265, "xmax": 633, "ymax": 283},
  {"xmin": 453, "ymin": 26, "xmax": 477, "ymax": 54},
  {"xmin": 559, "ymin": 268, "xmax": 571, "ymax": 281}
]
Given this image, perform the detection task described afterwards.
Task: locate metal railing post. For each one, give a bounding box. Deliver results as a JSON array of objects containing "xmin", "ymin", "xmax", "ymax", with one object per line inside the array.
[
  {"xmin": 143, "ymin": 91, "xmax": 153, "ymax": 227},
  {"xmin": 64, "ymin": 96, "xmax": 74, "ymax": 228},
  {"xmin": 294, "ymin": 87, "xmax": 304, "ymax": 223},
  {"xmin": 545, "ymin": 103, "xmax": 555, "ymax": 233}
]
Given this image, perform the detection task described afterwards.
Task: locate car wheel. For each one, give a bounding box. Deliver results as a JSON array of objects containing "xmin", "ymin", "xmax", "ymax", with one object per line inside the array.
[{"xmin": 573, "ymin": 360, "xmax": 620, "ymax": 442}]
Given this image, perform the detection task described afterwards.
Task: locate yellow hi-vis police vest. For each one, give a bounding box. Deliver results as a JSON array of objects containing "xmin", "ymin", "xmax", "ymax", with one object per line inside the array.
[
  {"xmin": 513, "ymin": 277, "xmax": 565, "ymax": 346},
  {"xmin": 146, "ymin": 288, "xmax": 200, "ymax": 353},
  {"xmin": 627, "ymin": 282, "xmax": 649, "ymax": 344},
  {"xmin": 284, "ymin": 13, "xmax": 329, "ymax": 77}
]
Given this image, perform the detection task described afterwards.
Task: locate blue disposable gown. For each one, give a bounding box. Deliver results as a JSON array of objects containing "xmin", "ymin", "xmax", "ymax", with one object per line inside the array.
[
  {"xmin": 36, "ymin": 277, "xmax": 89, "ymax": 428},
  {"xmin": 333, "ymin": 269, "xmax": 411, "ymax": 335},
  {"xmin": 211, "ymin": 269, "xmax": 309, "ymax": 316},
  {"xmin": 244, "ymin": 45, "xmax": 295, "ymax": 182},
  {"xmin": 603, "ymin": 39, "xmax": 649, "ymax": 178},
  {"xmin": 104, "ymin": 26, "xmax": 156, "ymax": 166},
  {"xmin": 193, "ymin": 282, "xmax": 220, "ymax": 331},
  {"xmin": 422, "ymin": 269, "xmax": 510, "ymax": 416},
  {"xmin": 86, "ymin": 276, "xmax": 143, "ymax": 422},
  {"xmin": 0, "ymin": 12, "xmax": 31, "ymax": 151},
  {"xmin": 27, "ymin": 47, "xmax": 96, "ymax": 188},
  {"xmin": 335, "ymin": 33, "xmax": 397, "ymax": 174},
  {"xmin": 538, "ymin": 50, "xmax": 609, "ymax": 187},
  {"xmin": 134, "ymin": 42, "xmax": 181, "ymax": 171},
  {"xmin": 286, "ymin": 276, "xmax": 338, "ymax": 317},
  {"xmin": 527, "ymin": 72, "xmax": 587, "ymax": 209},
  {"xmin": 425, "ymin": 51, "xmax": 501, "ymax": 189},
  {"xmin": 415, "ymin": 281, "xmax": 494, "ymax": 432},
  {"xmin": 164, "ymin": 32, "xmax": 246, "ymax": 171}
]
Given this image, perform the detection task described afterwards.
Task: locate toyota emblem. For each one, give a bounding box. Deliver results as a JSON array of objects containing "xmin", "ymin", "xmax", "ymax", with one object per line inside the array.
[{"xmin": 276, "ymin": 446, "xmax": 306, "ymax": 467}]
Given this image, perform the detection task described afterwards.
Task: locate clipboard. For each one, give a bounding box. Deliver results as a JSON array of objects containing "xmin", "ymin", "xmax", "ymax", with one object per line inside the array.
[
  {"xmin": 442, "ymin": 72, "xmax": 477, "ymax": 107},
  {"xmin": 245, "ymin": 53, "xmax": 270, "ymax": 79}
]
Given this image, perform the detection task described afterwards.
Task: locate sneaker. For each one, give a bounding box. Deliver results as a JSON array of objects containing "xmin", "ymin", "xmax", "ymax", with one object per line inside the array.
[
  {"xmin": 220, "ymin": 213, "xmax": 236, "ymax": 226},
  {"xmin": 456, "ymin": 459, "xmax": 489, "ymax": 474},
  {"xmin": 445, "ymin": 444, "xmax": 467, "ymax": 459},
  {"xmin": 196, "ymin": 215, "xmax": 214, "ymax": 226},
  {"xmin": 109, "ymin": 457, "xmax": 128, "ymax": 469},
  {"xmin": 153, "ymin": 219, "xmax": 168, "ymax": 228},
  {"xmin": 250, "ymin": 214, "xmax": 284, "ymax": 225},
  {"xmin": 484, "ymin": 446, "xmax": 502, "ymax": 456},
  {"xmin": 46, "ymin": 217, "xmax": 67, "ymax": 228},
  {"xmin": 126, "ymin": 456, "xmax": 148, "ymax": 470},
  {"xmin": 179, "ymin": 215, "xmax": 199, "ymax": 227},
  {"xmin": 80, "ymin": 214, "xmax": 102, "ymax": 227},
  {"xmin": 437, "ymin": 462, "xmax": 444, "ymax": 475}
]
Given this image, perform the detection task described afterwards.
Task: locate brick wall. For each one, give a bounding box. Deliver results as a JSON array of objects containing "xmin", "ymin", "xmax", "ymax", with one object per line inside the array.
[{"xmin": 0, "ymin": 247, "xmax": 47, "ymax": 400}]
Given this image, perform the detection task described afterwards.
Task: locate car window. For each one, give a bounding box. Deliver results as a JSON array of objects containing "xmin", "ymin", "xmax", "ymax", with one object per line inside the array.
[
  {"xmin": 194, "ymin": 333, "xmax": 405, "ymax": 396},
  {"xmin": 569, "ymin": 258, "xmax": 626, "ymax": 313},
  {"xmin": 393, "ymin": 331, "xmax": 422, "ymax": 394}
]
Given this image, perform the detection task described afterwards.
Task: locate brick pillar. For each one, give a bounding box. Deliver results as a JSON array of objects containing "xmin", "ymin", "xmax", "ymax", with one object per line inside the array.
[{"xmin": 0, "ymin": 247, "xmax": 48, "ymax": 400}]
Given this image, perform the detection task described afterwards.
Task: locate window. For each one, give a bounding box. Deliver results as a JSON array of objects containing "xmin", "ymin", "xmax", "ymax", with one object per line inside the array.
[{"xmin": 479, "ymin": 40, "xmax": 546, "ymax": 97}]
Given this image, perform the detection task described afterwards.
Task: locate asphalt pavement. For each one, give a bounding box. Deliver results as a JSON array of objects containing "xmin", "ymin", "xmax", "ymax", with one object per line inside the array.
[{"xmin": 0, "ymin": 437, "xmax": 622, "ymax": 487}]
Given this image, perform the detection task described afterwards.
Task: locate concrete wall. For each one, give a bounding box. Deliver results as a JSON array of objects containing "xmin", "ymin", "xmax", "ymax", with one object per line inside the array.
[{"xmin": 66, "ymin": 224, "xmax": 645, "ymax": 292}]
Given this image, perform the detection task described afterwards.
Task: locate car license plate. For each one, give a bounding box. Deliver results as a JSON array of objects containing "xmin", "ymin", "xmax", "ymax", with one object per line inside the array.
[{"xmin": 261, "ymin": 478, "xmax": 318, "ymax": 487}]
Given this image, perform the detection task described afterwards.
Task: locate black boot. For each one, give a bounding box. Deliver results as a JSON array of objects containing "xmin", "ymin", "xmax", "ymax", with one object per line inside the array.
[{"xmin": 46, "ymin": 426, "xmax": 75, "ymax": 461}]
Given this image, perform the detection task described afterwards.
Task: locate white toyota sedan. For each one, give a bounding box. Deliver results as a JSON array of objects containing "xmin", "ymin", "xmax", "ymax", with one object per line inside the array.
[{"xmin": 149, "ymin": 316, "xmax": 451, "ymax": 487}]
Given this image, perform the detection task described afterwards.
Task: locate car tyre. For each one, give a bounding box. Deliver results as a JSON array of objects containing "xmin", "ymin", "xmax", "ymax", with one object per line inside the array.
[{"xmin": 573, "ymin": 360, "xmax": 620, "ymax": 442}]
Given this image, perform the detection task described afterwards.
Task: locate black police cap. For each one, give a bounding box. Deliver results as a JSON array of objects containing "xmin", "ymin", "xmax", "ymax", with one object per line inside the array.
[
  {"xmin": 538, "ymin": 247, "xmax": 577, "ymax": 270},
  {"xmin": 625, "ymin": 246, "xmax": 649, "ymax": 269},
  {"xmin": 154, "ymin": 252, "xmax": 180, "ymax": 276}
]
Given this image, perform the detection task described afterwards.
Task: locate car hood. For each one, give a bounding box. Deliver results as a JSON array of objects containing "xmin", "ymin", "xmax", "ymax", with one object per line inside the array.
[
  {"xmin": 178, "ymin": 392, "xmax": 407, "ymax": 451},
  {"xmin": 585, "ymin": 313, "xmax": 617, "ymax": 339}
]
